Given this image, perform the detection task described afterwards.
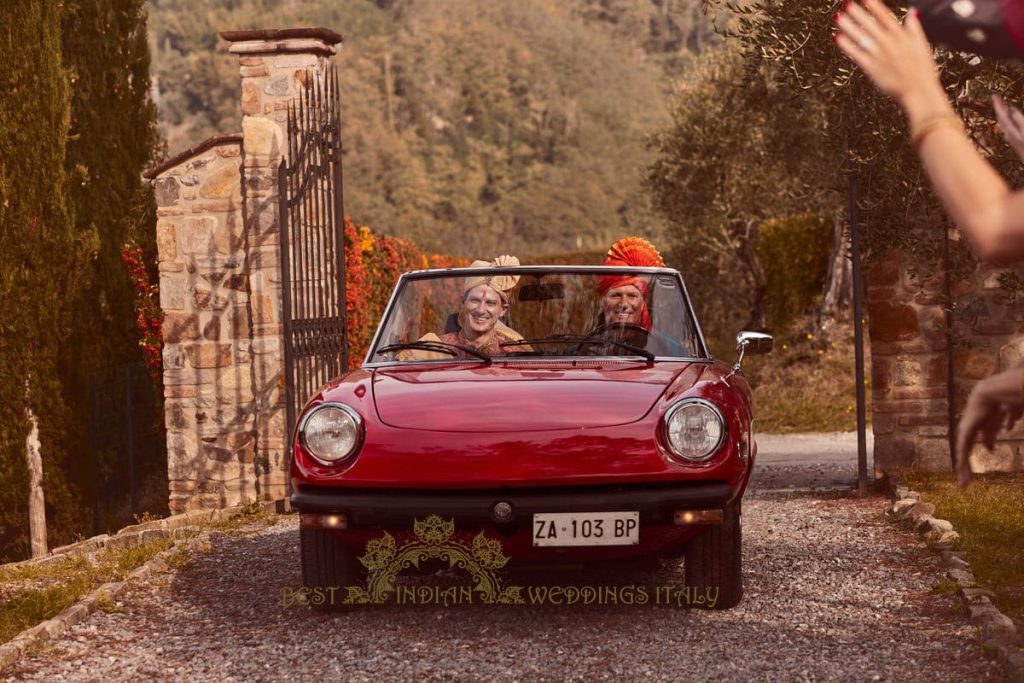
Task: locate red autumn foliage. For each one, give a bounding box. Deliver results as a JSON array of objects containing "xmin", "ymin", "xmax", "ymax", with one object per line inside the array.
[
  {"xmin": 344, "ymin": 216, "xmax": 467, "ymax": 369},
  {"xmin": 120, "ymin": 244, "xmax": 164, "ymax": 381}
]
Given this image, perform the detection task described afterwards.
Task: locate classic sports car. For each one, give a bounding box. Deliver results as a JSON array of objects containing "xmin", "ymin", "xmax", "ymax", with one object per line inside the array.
[{"xmin": 290, "ymin": 258, "xmax": 770, "ymax": 610}]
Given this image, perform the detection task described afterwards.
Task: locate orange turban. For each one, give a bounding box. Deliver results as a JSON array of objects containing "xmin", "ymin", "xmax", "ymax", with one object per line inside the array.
[{"xmin": 597, "ymin": 237, "xmax": 665, "ymax": 330}]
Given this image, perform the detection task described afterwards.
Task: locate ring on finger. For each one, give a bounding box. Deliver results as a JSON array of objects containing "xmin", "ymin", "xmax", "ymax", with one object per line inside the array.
[{"xmin": 858, "ymin": 36, "xmax": 875, "ymax": 51}]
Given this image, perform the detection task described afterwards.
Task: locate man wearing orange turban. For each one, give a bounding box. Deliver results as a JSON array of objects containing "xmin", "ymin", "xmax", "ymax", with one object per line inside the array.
[{"xmin": 597, "ymin": 237, "xmax": 665, "ymax": 332}]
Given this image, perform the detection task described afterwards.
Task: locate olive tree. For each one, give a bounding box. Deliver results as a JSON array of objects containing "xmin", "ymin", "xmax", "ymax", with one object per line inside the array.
[{"xmin": 646, "ymin": 44, "xmax": 833, "ymax": 338}]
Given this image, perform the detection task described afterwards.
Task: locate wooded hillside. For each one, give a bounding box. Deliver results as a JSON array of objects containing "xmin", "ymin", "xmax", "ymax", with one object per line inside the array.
[{"xmin": 147, "ymin": 0, "xmax": 714, "ymax": 256}]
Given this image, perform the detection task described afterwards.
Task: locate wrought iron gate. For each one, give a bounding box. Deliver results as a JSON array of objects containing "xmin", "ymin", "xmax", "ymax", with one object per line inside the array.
[{"xmin": 277, "ymin": 66, "xmax": 347, "ymax": 452}]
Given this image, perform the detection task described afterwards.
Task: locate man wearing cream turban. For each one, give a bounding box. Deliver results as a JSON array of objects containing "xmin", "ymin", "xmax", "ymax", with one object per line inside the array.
[{"xmin": 400, "ymin": 255, "xmax": 529, "ymax": 360}]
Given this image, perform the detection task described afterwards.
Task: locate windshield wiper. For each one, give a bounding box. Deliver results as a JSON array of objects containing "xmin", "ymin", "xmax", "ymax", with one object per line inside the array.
[
  {"xmin": 377, "ymin": 341, "xmax": 492, "ymax": 363},
  {"xmin": 500, "ymin": 336, "xmax": 655, "ymax": 362}
]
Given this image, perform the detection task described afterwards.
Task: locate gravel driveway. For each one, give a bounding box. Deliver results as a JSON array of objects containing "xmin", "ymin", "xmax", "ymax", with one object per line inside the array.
[{"xmin": 1, "ymin": 433, "xmax": 1004, "ymax": 682}]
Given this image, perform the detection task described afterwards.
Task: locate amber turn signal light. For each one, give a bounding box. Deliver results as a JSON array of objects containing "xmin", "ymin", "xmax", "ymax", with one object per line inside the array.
[
  {"xmin": 300, "ymin": 513, "xmax": 348, "ymax": 529},
  {"xmin": 673, "ymin": 509, "xmax": 723, "ymax": 525}
]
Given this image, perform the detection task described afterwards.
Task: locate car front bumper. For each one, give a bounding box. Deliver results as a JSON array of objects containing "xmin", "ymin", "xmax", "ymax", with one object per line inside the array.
[{"xmin": 291, "ymin": 481, "xmax": 734, "ymax": 527}]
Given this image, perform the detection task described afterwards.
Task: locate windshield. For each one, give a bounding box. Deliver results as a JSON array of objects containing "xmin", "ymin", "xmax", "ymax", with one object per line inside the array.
[{"xmin": 367, "ymin": 267, "xmax": 707, "ymax": 364}]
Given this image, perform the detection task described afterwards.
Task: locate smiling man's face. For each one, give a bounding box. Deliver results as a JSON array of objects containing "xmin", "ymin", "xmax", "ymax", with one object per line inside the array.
[
  {"xmin": 463, "ymin": 284, "xmax": 507, "ymax": 337},
  {"xmin": 601, "ymin": 284, "xmax": 644, "ymax": 325}
]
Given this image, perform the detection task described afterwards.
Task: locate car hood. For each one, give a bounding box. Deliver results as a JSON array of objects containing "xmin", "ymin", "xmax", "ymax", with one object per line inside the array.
[{"xmin": 371, "ymin": 361, "xmax": 705, "ymax": 432}]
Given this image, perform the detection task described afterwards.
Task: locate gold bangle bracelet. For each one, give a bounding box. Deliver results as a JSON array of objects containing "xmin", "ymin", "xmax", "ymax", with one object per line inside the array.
[{"xmin": 909, "ymin": 114, "xmax": 964, "ymax": 153}]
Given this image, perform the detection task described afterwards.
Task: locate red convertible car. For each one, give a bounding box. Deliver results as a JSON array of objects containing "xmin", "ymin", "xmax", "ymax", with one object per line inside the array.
[{"xmin": 290, "ymin": 262, "xmax": 771, "ymax": 609}]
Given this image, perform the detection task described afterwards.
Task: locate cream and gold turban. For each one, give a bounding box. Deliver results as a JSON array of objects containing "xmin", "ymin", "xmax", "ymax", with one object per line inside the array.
[{"xmin": 463, "ymin": 254, "xmax": 521, "ymax": 302}]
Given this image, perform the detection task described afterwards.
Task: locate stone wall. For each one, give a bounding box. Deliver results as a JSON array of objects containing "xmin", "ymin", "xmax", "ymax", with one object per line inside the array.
[
  {"xmin": 869, "ymin": 236, "xmax": 1024, "ymax": 475},
  {"xmin": 950, "ymin": 253, "xmax": 1024, "ymax": 474},
  {"xmin": 868, "ymin": 248, "xmax": 951, "ymax": 473},
  {"xmin": 151, "ymin": 137, "xmax": 261, "ymax": 512},
  {"xmin": 146, "ymin": 28, "xmax": 343, "ymax": 513}
]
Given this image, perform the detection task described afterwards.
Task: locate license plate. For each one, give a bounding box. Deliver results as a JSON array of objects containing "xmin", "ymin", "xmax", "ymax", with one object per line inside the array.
[{"xmin": 532, "ymin": 511, "xmax": 639, "ymax": 547}]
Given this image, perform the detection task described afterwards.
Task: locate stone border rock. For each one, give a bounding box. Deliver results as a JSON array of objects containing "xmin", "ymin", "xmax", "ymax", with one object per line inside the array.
[
  {"xmin": 0, "ymin": 499, "xmax": 291, "ymax": 672},
  {"xmin": 0, "ymin": 498, "xmax": 290, "ymax": 575},
  {"xmin": 887, "ymin": 474, "xmax": 1024, "ymax": 681}
]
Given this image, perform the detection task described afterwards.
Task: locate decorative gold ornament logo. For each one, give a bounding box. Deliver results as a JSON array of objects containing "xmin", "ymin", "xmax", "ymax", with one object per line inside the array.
[{"xmin": 342, "ymin": 515, "xmax": 524, "ymax": 605}]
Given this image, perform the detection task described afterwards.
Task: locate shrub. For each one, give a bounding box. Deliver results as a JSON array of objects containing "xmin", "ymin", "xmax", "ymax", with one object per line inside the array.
[
  {"xmin": 343, "ymin": 217, "xmax": 468, "ymax": 369},
  {"xmin": 756, "ymin": 213, "xmax": 833, "ymax": 333}
]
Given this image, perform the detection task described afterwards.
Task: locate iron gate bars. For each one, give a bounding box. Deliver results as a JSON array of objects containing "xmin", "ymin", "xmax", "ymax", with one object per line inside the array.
[{"xmin": 277, "ymin": 66, "xmax": 348, "ymax": 456}]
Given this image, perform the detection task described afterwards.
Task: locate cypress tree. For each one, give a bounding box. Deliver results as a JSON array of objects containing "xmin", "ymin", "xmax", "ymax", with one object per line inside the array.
[
  {"xmin": 0, "ymin": 0, "xmax": 161, "ymax": 561},
  {"xmin": 0, "ymin": 0, "xmax": 79, "ymax": 561},
  {"xmin": 59, "ymin": 0, "xmax": 162, "ymax": 533}
]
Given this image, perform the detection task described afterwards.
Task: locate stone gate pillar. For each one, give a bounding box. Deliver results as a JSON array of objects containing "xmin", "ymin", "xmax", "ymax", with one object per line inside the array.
[
  {"xmin": 867, "ymin": 247, "xmax": 951, "ymax": 473},
  {"xmin": 149, "ymin": 28, "xmax": 342, "ymax": 514},
  {"xmin": 220, "ymin": 28, "xmax": 344, "ymax": 509}
]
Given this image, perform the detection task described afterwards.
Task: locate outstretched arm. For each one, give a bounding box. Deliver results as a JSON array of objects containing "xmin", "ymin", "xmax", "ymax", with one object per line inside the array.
[{"xmin": 835, "ymin": 0, "xmax": 1024, "ymax": 263}]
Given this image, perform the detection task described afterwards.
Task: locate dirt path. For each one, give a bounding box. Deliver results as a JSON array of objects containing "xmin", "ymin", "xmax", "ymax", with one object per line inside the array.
[
  {"xmin": 2, "ymin": 432, "xmax": 1004, "ymax": 682},
  {"xmin": 753, "ymin": 430, "xmax": 873, "ymax": 490}
]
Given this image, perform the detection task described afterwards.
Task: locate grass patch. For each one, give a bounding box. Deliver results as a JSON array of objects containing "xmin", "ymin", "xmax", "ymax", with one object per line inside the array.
[
  {"xmin": 104, "ymin": 539, "xmax": 174, "ymax": 577},
  {"xmin": 931, "ymin": 576, "xmax": 959, "ymax": 596},
  {"xmin": 94, "ymin": 591, "xmax": 124, "ymax": 614},
  {"xmin": 0, "ymin": 554, "xmax": 92, "ymax": 584},
  {"xmin": 0, "ymin": 537, "xmax": 173, "ymax": 645},
  {"xmin": 0, "ymin": 505, "xmax": 277, "ymax": 645},
  {"xmin": 230, "ymin": 499, "xmax": 267, "ymax": 522},
  {"xmin": 211, "ymin": 500, "xmax": 279, "ymax": 535},
  {"xmin": 165, "ymin": 544, "xmax": 197, "ymax": 572},
  {"xmin": 903, "ymin": 471, "xmax": 1024, "ymax": 627},
  {"xmin": 0, "ymin": 577, "xmax": 95, "ymax": 643},
  {"xmin": 745, "ymin": 319, "xmax": 870, "ymax": 433}
]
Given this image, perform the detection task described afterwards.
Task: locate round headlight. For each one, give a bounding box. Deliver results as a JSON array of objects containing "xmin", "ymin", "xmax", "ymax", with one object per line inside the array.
[
  {"xmin": 300, "ymin": 403, "xmax": 362, "ymax": 465},
  {"xmin": 664, "ymin": 399, "xmax": 725, "ymax": 462}
]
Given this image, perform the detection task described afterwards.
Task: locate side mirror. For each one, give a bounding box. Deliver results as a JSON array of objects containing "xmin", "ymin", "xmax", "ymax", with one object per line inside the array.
[{"xmin": 733, "ymin": 331, "xmax": 773, "ymax": 372}]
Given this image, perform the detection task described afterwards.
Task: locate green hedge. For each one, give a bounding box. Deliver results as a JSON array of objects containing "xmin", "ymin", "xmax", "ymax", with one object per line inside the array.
[{"xmin": 756, "ymin": 213, "xmax": 833, "ymax": 333}]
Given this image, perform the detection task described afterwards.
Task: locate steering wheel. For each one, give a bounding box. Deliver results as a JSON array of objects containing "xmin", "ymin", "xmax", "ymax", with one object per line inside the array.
[
  {"xmin": 588, "ymin": 322, "xmax": 650, "ymax": 341},
  {"xmin": 573, "ymin": 322, "xmax": 651, "ymax": 357}
]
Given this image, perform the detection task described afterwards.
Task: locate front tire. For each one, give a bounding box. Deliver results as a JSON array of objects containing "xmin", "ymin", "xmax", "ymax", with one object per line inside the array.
[
  {"xmin": 300, "ymin": 527, "xmax": 365, "ymax": 612},
  {"xmin": 683, "ymin": 502, "xmax": 742, "ymax": 609}
]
